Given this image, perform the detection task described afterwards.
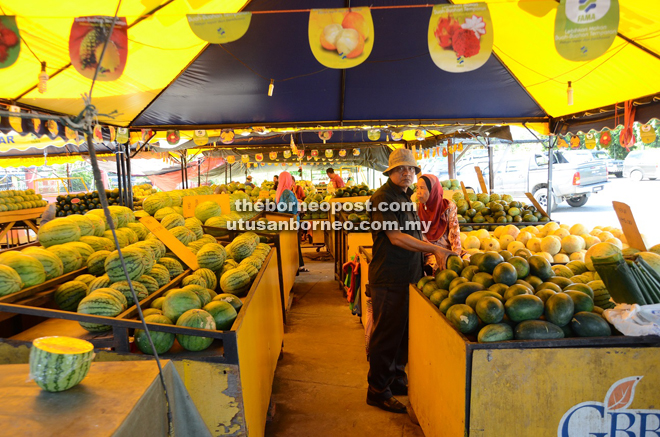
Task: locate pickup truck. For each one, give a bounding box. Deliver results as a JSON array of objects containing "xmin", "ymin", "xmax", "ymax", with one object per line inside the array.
[
  {"xmin": 590, "ymin": 149, "xmax": 624, "ymax": 178},
  {"xmin": 456, "ymin": 149, "xmax": 608, "ymax": 212}
]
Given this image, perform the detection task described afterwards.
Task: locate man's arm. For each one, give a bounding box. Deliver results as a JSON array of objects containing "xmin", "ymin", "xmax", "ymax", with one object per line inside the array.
[{"xmin": 385, "ymin": 229, "xmax": 456, "ymax": 267}]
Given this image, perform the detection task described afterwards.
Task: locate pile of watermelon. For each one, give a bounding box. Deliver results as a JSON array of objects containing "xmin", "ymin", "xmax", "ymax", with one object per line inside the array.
[
  {"xmin": 420, "ymin": 251, "xmax": 616, "ymax": 343},
  {"xmin": 0, "ymin": 189, "xmax": 48, "ymax": 212}
]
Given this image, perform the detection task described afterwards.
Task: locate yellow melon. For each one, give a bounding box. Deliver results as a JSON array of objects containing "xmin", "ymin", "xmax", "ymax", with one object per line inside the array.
[
  {"xmin": 543, "ymin": 222, "xmax": 560, "ymax": 234},
  {"xmin": 493, "ymin": 226, "xmax": 506, "ymax": 238},
  {"xmin": 463, "ymin": 236, "xmax": 481, "ymax": 250},
  {"xmin": 481, "ymin": 237, "xmax": 501, "ymax": 251},
  {"xmin": 553, "ymin": 228, "xmax": 570, "ymax": 239},
  {"xmin": 605, "ymin": 238, "xmax": 623, "ymax": 250},
  {"xmin": 476, "ymin": 229, "xmax": 490, "ymax": 240},
  {"xmin": 610, "ymin": 228, "xmax": 623, "ymax": 238},
  {"xmin": 562, "ymin": 235, "xmax": 585, "ymax": 253},
  {"xmin": 516, "ymin": 231, "xmax": 533, "ymax": 246},
  {"xmin": 504, "ymin": 225, "xmax": 520, "ymax": 239},
  {"xmin": 524, "ymin": 226, "xmax": 540, "ymax": 235},
  {"xmin": 585, "ymin": 242, "xmax": 622, "ymax": 271},
  {"xmin": 540, "ymin": 236, "xmax": 561, "ymax": 255},
  {"xmin": 569, "ymin": 224, "xmax": 588, "ymax": 236},
  {"xmin": 554, "ymin": 253, "xmax": 570, "ymax": 263},
  {"xmin": 527, "ymin": 237, "xmax": 542, "ymax": 252},
  {"xmin": 536, "ymin": 252, "xmax": 554, "ymax": 263},
  {"xmin": 499, "ymin": 234, "xmax": 515, "ymax": 250},
  {"xmin": 569, "ymin": 251, "xmax": 586, "ymax": 262},
  {"xmin": 598, "ymin": 231, "xmax": 614, "ymax": 242},
  {"xmin": 582, "ymin": 235, "xmax": 600, "ymax": 249},
  {"xmin": 590, "ymin": 229, "xmax": 602, "ymax": 237},
  {"xmin": 560, "ymin": 223, "xmax": 570, "ymax": 230},
  {"xmin": 507, "ymin": 241, "xmax": 525, "ymax": 253}
]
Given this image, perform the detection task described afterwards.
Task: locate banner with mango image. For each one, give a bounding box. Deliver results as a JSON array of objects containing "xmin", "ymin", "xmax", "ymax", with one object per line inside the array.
[
  {"xmin": 69, "ymin": 16, "xmax": 127, "ymax": 81},
  {"xmin": 309, "ymin": 7, "xmax": 374, "ymax": 69},
  {"xmin": 428, "ymin": 3, "xmax": 493, "ymax": 73}
]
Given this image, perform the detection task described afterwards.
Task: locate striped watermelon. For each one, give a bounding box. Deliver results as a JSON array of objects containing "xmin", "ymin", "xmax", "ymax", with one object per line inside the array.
[
  {"xmin": 108, "ymin": 205, "xmax": 131, "ymax": 227},
  {"xmin": 135, "ymin": 210, "xmax": 150, "ymax": 219},
  {"xmin": 66, "ymin": 214, "xmax": 96, "ymax": 237},
  {"xmin": 79, "ymin": 236, "xmax": 115, "ymax": 252},
  {"xmin": 135, "ymin": 275, "xmax": 160, "ymax": 295},
  {"xmin": 220, "ymin": 268, "xmax": 251, "ymax": 296},
  {"xmin": 87, "ymin": 250, "xmax": 111, "ymax": 276},
  {"xmin": 240, "ymin": 255, "xmax": 263, "ymax": 270},
  {"xmin": 195, "ymin": 201, "xmax": 222, "ymax": 223},
  {"xmin": 147, "ymin": 264, "xmax": 171, "ymax": 287},
  {"xmin": 46, "ymin": 245, "xmax": 83, "ymax": 274},
  {"xmin": 63, "ymin": 242, "xmax": 95, "ymax": 263},
  {"xmin": 204, "ymin": 216, "xmax": 230, "ymax": 237},
  {"xmin": 197, "ymin": 243, "xmax": 227, "ymax": 271},
  {"xmin": 0, "ymin": 264, "xmax": 23, "ymax": 296},
  {"xmin": 29, "ymin": 336, "xmax": 93, "ymax": 392},
  {"xmin": 135, "ymin": 314, "xmax": 175, "ymax": 355},
  {"xmin": 102, "ymin": 230, "xmax": 129, "ymax": 248},
  {"xmin": 84, "ymin": 213, "xmax": 106, "ymax": 237},
  {"xmin": 159, "ymin": 258, "xmax": 184, "ymax": 278},
  {"xmin": 90, "ymin": 288, "xmax": 128, "ymax": 310},
  {"xmin": 104, "ymin": 248, "xmax": 146, "ymax": 282},
  {"xmin": 54, "ymin": 281, "xmax": 89, "ymax": 311},
  {"xmin": 229, "ymin": 241, "xmax": 253, "ymax": 263},
  {"xmin": 186, "ymin": 240, "xmax": 205, "ymax": 255},
  {"xmin": 198, "ymin": 235, "xmax": 217, "ymax": 245},
  {"xmin": 161, "ymin": 213, "xmax": 186, "ymax": 230},
  {"xmin": 22, "ymin": 247, "xmax": 64, "ymax": 280},
  {"xmin": 182, "ymin": 284, "xmax": 212, "ymax": 306},
  {"xmin": 142, "ymin": 308, "xmax": 163, "ymax": 317},
  {"xmin": 237, "ymin": 232, "xmax": 260, "ymax": 248},
  {"xmin": 213, "ymin": 293, "xmax": 243, "ymax": 312},
  {"xmin": 173, "ymin": 206, "xmax": 184, "ymax": 215},
  {"xmin": 154, "ymin": 207, "xmax": 177, "ymax": 221},
  {"xmin": 38, "ymin": 217, "xmax": 81, "ymax": 248},
  {"xmin": 128, "ymin": 244, "xmax": 154, "ymax": 272},
  {"xmin": 126, "ymin": 223, "xmax": 149, "ymax": 241},
  {"xmin": 162, "ymin": 289, "xmax": 202, "ymax": 322},
  {"xmin": 204, "ymin": 301, "xmax": 238, "ymax": 330},
  {"xmin": 117, "ymin": 228, "xmax": 138, "ymax": 245},
  {"xmin": 88, "ymin": 274, "xmax": 113, "ymax": 292},
  {"xmin": 77, "ymin": 292, "xmax": 124, "ymax": 332},
  {"xmin": 194, "ymin": 268, "xmax": 217, "ymax": 290},
  {"xmin": 143, "ymin": 193, "xmax": 173, "ymax": 216},
  {"xmin": 182, "ymin": 275, "xmax": 206, "ymax": 288},
  {"xmin": 0, "ymin": 251, "xmax": 46, "ymax": 288},
  {"xmin": 151, "ymin": 296, "xmax": 166, "ymax": 310},
  {"xmin": 219, "ymin": 259, "xmax": 239, "ymax": 277},
  {"xmin": 184, "ymin": 218, "xmax": 204, "ymax": 239},
  {"xmin": 239, "ymin": 263, "xmax": 258, "ymax": 281},
  {"xmin": 168, "ymin": 191, "xmax": 183, "ymax": 207},
  {"xmin": 176, "ymin": 309, "xmax": 216, "ymax": 351},
  {"xmin": 170, "ymin": 226, "xmax": 196, "ymax": 245},
  {"xmin": 75, "ymin": 274, "xmax": 96, "ymax": 286},
  {"xmin": 86, "ymin": 209, "xmax": 119, "ymax": 230},
  {"xmin": 131, "ymin": 241, "xmax": 161, "ymax": 263},
  {"xmin": 110, "ymin": 281, "xmax": 148, "ymax": 306}
]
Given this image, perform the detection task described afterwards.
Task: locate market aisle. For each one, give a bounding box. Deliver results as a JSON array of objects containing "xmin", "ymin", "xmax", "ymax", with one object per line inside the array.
[{"xmin": 265, "ymin": 248, "xmax": 424, "ymax": 437}]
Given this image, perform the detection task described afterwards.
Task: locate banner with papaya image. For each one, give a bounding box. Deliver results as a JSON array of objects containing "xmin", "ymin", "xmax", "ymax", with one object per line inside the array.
[
  {"xmin": 555, "ymin": 0, "xmax": 619, "ymax": 62},
  {"xmin": 187, "ymin": 13, "xmax": 252, "ymax": 44},
  {"xmin": 0, "ymin": 16, "xmax": 20, "ymax": 69},
  {"xmin": 69, "ymin": 16, "xmax": 127, "ymax": 81},
  {"xmin": 428, "ymin": 3, "xmax": 493, "ymax": 73},
  {"xmin": 309, "ymin": 7, "xmax": 374, "ymax": 69}
]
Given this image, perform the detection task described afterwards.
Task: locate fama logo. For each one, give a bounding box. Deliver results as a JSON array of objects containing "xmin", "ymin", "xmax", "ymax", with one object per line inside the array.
[
  {"xmin": 558, "ymin": 376, "xmax": 660, "ymax": 436},
  {"xmin": 565, "ymin": 0, "xmax": 611, "ymax": 24}
]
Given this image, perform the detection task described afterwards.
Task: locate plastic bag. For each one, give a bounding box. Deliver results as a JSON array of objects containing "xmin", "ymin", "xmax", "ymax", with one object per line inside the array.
[{"xmin": 603, "ymin": 304, "xmax": 660, "ymax": 336}]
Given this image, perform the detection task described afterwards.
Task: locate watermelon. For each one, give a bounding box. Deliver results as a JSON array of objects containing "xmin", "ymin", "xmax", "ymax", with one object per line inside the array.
[
  {"xmin": 110, "ymin": 281, "xmax": 149, "ymax": 306},
  {"xmin": 131, "ymin": 240, "xmax": 161, "ymax": 262},
  {"xmin": 162, "ymin": 289, "xmax": 202, "ymax": 322},
  {"xmin": 176, "ymin": 309, "xmax": 216, "ymax": 351},
  {"xmin": 212, "ymin": 293, "xmax": 243, "ymax": 311},
  {"xmin": 199, "ymin": 234, "xmax": 217, "ymax": 245},
  {"xmin": 159, "ymin": 258, "xmax": 184, "ymax": 278},
  {"xmin": 182, "ymin": 275, "xmax": 207, "ymax": 288},
  {"xmin": 229, "ymin": 241, "xmax": 254, "ymax": 263},
  {"xmin": 79, "ymin": 236, "xmax": 115, "ymax": 252},
  {"xmin": 204, "ymin": 216, "xmax": 230, "ymax": 237},
  {"xmin": 168, "ymin": 192, "xmax": 183, "ymax": 207},
  {"xmin": 240, "ymin": 256, "xmax": 263, "ymax": 271},
  {"xmin": 54, "ymin": 281, "xmax": 89, "ymax": 311},
  {"xmin": 154, "ymin": 207, "xmax": 177, "ymax": 221},
  {"xmin": 170, "ymin": 226, "xmax": 196, "ymax": 245},
  {"xmin": 89, "ymin": 288, "xmax": 128, "ymax": 310},
  {"xmin": 195, "ymin": 201, "xmax": 222, "ymax": 223},
  {"xmin": 204, "ymin": 301, "xmax": 237, "ymax": 330},
  {"xmin": 84, "ymin": 213, "xmax": 106, "ymax": 237},
  {"xmin": 184, "ymin": 218, "xmax": 204, "ymax": 239},
  {"xmin": 37, "ymin": 218, "xmax": 81, "ymax": 248},
  {"xmin": 62, "ymin": 242, "xmax": 95, "ymax": 263},
  {"xmin": 0, "ymin": 264, "xmax": 23, "ymax": 296},
  {"xmin": 102, "ymin": 230, "xmax": 129, "ymax": 248},
  {"xmin": 182, "ymin": 284, "xmax": 213, "ymax": 306},
  {"xmin": 194, "ymin": 268, "xmax": 217, "ymax": 290},
  {"xmin": 126, "ymin": 222, "xmax": 149, "ymax": 241},
  {"xmin": 86, "ymin": 250, "xmax": 112, "ymax": 276},
  {"xmin": 151, "ymin": 296, "xmax": 166, "ymax": 310},
  {"xmin": 142, "ymin": 308, "xmax": 163, "ymax": 317},
  {"xmin": 117, "ymin": 228, "xmax": 138, "ymax": 245},
  {"xmin": 128, "ymin": 244, "xmax": 155, "ymax": 272},
  {"xmin": 196, "ymin": 243, "xmax": 227, "ymax": 271},
  {"xmin": 77, "ymin": 292, "xmax": 124, "ymax": 332},
  {"xmin": 46, "ymin": 245, "xmax": 83, "ymax": 274},
  {"xmin": 220, "ymin": 269, "xmax": 251, "ymax": 296},
  {"xmin": 108, "ymin": 205, "xmax": 131, "ymax": 227},
  {"xmin": 219, "ymin": 259, "xmax": 239, "ymax": 276},
  {"xmin": 135, "ymin": 275, "xmax": 160, "ymax": 295},
  {"xmin": 88, "ymin": 274, "xmax": 113, "ymax": 292},
  {"xmin": 86, "ymin": 209, "xmax": 119, "ymax": 230},
  {"xmin": 0, "ymin": 251, "xmax": 46, "ymax": 288},
  {"xmin": 134, "ymin": 314, "xmax": 175, "ymax": 355},
  {"xmin": 75, "ymin": 274, "xmax": 96, "ymax": 286},
  {"xmin": 22, "ymin": 247, "xmax": 64, "ymax": 280},
  {"xmin": 186, "ymin": 240, "xmax": 205, "ymax": 255},
  {"xmin": 239, "ymin": 263, "xmax": 258, "ymax": 281},
  {"xmin": 66, "ymin": 214, "xmax": 96, "ymax": 237},
  {"xmin": 161, "ymin": 213, "xmax": 185, "ymax": 230},
  {"xmin": 147, "ymin": 264, "xmax": 171, "ymax": 287},
  {"xmin": 104, "ymin": 248, "xmax": 146, "ymax": 282},
  {"xmin": 29, "ymin": 336, "xmax": 94, "ymax": 392},
  {"xmin": 143, "ymin": 193, "xmax": 173, "ymax": 215}
]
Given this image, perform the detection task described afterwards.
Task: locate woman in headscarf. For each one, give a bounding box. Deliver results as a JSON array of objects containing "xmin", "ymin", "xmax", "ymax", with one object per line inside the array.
[
  {"xmin": 416, "ymin": 174, "xmax": 462, "ymax": 273},
  {"xmin": 276, "ymin": 171, "xmax": 309, "ymax": 272}
]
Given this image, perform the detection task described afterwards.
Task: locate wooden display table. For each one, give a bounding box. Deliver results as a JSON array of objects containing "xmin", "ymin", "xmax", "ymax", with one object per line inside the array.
[
  {"xmin": 0, "ymin": 206, "xmax": 46, "ymax": 246},
  {"xmin": 0, "ymin": 360, "xmax": 210, "ymax": 436}
]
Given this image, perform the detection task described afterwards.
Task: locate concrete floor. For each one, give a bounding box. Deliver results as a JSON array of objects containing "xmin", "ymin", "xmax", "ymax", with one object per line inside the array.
[{"xmin": 265, "ymin": 248, "xmax": 424, "ymax": 437}]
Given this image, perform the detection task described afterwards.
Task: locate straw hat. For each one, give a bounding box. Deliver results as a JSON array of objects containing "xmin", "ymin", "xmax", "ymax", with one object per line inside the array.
[{"xmin": 383, "ymin": 148, "xmax": 421, "ymax": 175}]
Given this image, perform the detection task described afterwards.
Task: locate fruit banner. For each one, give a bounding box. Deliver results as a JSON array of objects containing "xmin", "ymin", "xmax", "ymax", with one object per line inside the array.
[
  {"xmin": 584, "ymin": 132, "xmax": 597, "ymax": 149},
  {"xmin": 7, "ymin": 105, "xmax": 22, "ymax": 132},
  {"xmin": 193, "ymin": 129, "xmax": 208, "ymax": 146},
  {"xmin": 640, "ymin": 124, "xmax": 657, "ymax": 144},
  {"xmin": 309, "ymin": 7, "xmax": 374, "ymax": 69},
  {"xmin": 554, "ymin": 0, "xmax": 619, "ymax": 61},
  {"xmin": 116, "ymin": 127, "xmax": 128, "ymax": 144},
  {"xmin": 428, "ymin": 3, "xmax": 493, "ymax": 73},
  {"xmin": 0, "ymin": 16, "xmax": 20, "ymax": 69},
  {"xmin": 187, "ymin": 13, "xmax": 252, "ymax": 44},
  {"xmin": 69, "ymin": 16, "xmax": 128, "ymax": 81}
]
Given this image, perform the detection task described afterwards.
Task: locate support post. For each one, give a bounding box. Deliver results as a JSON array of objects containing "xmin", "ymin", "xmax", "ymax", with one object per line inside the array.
[
  {"xmin": 115, "ymin": 144, "xmax": 123, "ymax": 205},
  {"xmin": 487, "ymin": 138, "xmax": 494, "ymax": 192},
  {"xmin": 547, "ymin": 136, "xmax": 555, "ymax": 218},
  {"xmin": 447, "ymin": 139, "xmax": 456, "ymax": 180},
  {"xmin": 198, "ymin": 160, "xmax": 201, "ymax": 187},
  {"xmin": 124, "ymin": 143, "xmax": 133, "ymax": 209}
]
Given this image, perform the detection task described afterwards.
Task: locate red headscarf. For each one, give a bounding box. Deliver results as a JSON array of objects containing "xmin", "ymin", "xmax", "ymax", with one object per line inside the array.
[
  {"xmin": 418, "ymin": 174, "xmax": 450, "ymax": 241},
  {"xmin": 276, "ymin": 171, "xmax": 294, "ymax": 202}
]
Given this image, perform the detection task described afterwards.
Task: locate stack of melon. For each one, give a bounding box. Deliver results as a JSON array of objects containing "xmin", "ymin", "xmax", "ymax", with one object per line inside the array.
[
  {"xmin": 0, "ymin": 189, "xmax": 48, "ymax": 212},
  {"xmin": 420, "ymin": 252, "xmax": 615, "ymax": 343}
]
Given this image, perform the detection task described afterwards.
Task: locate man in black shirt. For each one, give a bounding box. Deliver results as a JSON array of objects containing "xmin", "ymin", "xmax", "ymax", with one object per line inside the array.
[{"xmin": 366, "ymin": 148, "xmax": 455, "ymax": 414}]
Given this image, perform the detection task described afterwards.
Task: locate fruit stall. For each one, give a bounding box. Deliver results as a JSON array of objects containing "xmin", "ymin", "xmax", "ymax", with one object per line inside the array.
[{"xmin": 0, "ymin": 203, "xmax": 47, "ymax": 249}]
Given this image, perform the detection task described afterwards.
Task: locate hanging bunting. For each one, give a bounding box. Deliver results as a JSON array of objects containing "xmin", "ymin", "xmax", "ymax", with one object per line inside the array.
[
  {"xmin": 353, "ymin": 148, "xmax": 360, "ymax": 156},
  {"xmin": 0, "ymin": 17, "xmax": 20, "ymax": 69},
  {"xmin": 65, "ymin": 126, "xmax": 78, "ymax": 142},
  {"xmin": 415, "ymin": 128, "xmax": 426, "ymax": 141},
  {"xmin": 640, "ymin": 124, "xmax": 657, "ymax": 144},
  {"xmin": 226, "ymin": 155, "xmax": 236, "ymax": 164},
  {"xmin": 391, "ymin": 131, "xmax": 403, "ymax": 141},
  {"xmin": 267, "ymin": 163, "xmax": 272, "ymax": 166},
  {"xmin": 367, "ymin": 129, "xmax": 381, "ymax": 141},
  {"xmin": 325, "ymin": 149, "xmax": 334, "ymax": 158},
  {"xmin": 428, "ymin": 3, "xmax": 493, "ymax": 73},
  {"xmin": 282, "ymin": 163, "xmax": 287, "ymax": 167},
  {"xmin": 187, "ymin": 13, "xmax": 252, "ymax": 44},
  {"xmin": 140, "ymin": 129, "xmax": 152, "ymax": 142},
  {"xmin": 260, "ymin": 162, "xmax": 265, "ymax": 167},
  {"xmin": 339, "ymin": 149, "xmax": 347, "ymax": 157},
  {"xmin": 554, "ymin": 0, "xmax": 619, "ymax": 62},
  {"xmin": 570, "ymin": 135, "xmax": 580, "ymax": 149},
  {"xmin": 47, "ymin": 120, "xmax": 59, "ymax": 137},
  {"xmin": 288, "ymin": 163, "xmax": 294, "ymax": 167},
  {"xmin": 69, "ymin": 16, "xmax": 128, "ymax": 81},
  {"xmin": 107, "ymin": 126, "xmax": 115, "ymax": 142},
  {"xmin": 600, "ymin": 130, "xmax": 612, "ymax": 148},
  {"xmin": 283, "ymin": 150, "xmax": 292, "ymax": 159},
  {"xmin": 557, "ymin": 136, "xmax": 569, "ymax": 148},
  {"xmin": 269, "ymin": 151, "xmax": 278, "ymax": 160},
  {"xmin": 312, "ymin": 150, "xmax": 319, "ymax": 157},
  {"xmin": 255, "ymin": 153, "xmax": 263, "ymax": 162},
  {"xmin": 448, "ymin": 144, "xmax": 455, "ymax": 155},
  {"xmin": 432, "ymin": 147, "xmax": 437, "ymax": 158},
  {"xmin": 309, "ymin": 7, "xmax": 374, "ymax": 69},
  {"xmin": 584, "ymin": 132, "xmax": 597, "ymax": 149},
  {"xmin": 93, "ymin": 125, "xmax": 103, "ymax": 144},
  {"xmin": 318, "ymin": 130, "xmax": 333, "ymax": 144},
  {"xmin": 167, "ymin": 130, "xmax": 180, "ymax": 145},
  {"xmin": 241, "ymin": 154, "xmax": 249, "ymax": 163},
  {"xmin": 457, "ymin": 142, "xmax": 464, "ymax": 152},
  {"xmin": 442, "ymin": 147, "xmax": 448, "ymax": 157},
  {"xmin": 220, "ymin": 128, "xmax": 234, "ymax": 144},
  {"xmin": 290, "ymin": 135, "xmax": 298, "ymax": 154},
  {"xmin": 8, "ymin": 106, "xmax": 22, "ymax": 132},
  {"xmin": 193, "ymin": 129, "xmax": 209, "ymax": 146},
  {"xmin": 306, "ymin": 155, "xmax": 312, "ymax": 161},
  {"xmin": 298, "ymin": 150, "xmax": 305, "ymax": 159},
  {"xmin": 32, "ymin": 118, "xmax": 43, "ymax": 136},
  {"xmin": 116, "ymin": 127, "xmax": 129, "ymax": 144}
]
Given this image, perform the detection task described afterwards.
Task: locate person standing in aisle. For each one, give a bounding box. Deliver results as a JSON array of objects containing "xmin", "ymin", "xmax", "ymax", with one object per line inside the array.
[
  {"xmin": 245, "ymin": 175, "xmax": 255, "ymax": 189},
  {"xmin": 273, "ymin": 174, "xmax": 279, "ymax": 190},
  {"xmin": 275, "ymin": 171, "xmax": 309, "ymax": 273},
  {"xmin": 291, "ymin": 176, "xmax": 305, "ymax": 200},
  {"xmin": 326, "ymin": 168, "xmax": 345, "ymax": 189},
  {"xmin": 367, "ymin": 148, "xmax": 456, "ymax": 414}
]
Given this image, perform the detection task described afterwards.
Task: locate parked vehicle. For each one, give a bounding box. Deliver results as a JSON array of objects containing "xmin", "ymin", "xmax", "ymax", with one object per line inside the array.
[
  {"xmin": 456, "ymin": 149, "xmax": 608, "ymax": 212},
  {"xmin": 590, "ymin": 149, "xmax": 624, "ymax": 178},
  {"xmin": 623, "ymin": 149, "xmax": 660, "ymax": 181}
]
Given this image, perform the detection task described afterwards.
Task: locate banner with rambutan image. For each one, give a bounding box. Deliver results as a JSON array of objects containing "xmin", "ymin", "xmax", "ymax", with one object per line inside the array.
[
  {"xmin": 69, "ymin": 16, "xmax": 127, "ymax": 81},
  {"xmin": 428, "ymin": 3, "xmax": 493, "ymax": 73},
  {"xmin": 0, "ymin": 16, "xmax": 20, "ymax": 69}
]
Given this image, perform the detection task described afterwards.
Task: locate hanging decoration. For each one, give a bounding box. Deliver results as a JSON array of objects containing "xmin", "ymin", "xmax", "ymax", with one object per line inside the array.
[
  {"xmin": 554, "ymin": 0, "xmax": 619, "ymax": 62},
  {"xmin": 187, "ymin": 12, "xmax": 252, "ymax": 44},
  {"xmin": 283, "ymin": 150, "xmax": 292, "ymax": 159},
  {"xmin": 193, "ymin": 129, "xmax": 209, "ymax": 146},
  {"xmin": 0, "ymin": 17, "xmax": 20, "ymax": 69},
  {"xmin": 261, "ymin": 162, "xmax": 265, "ymax": 167},
  {"xmin": 282, "ymin": 163, "xmax": 287, "ymax": 167},
  {"xmin": 432, "ymin": 147, "xmax": 437, "ymax": 158},
  {"xmin": 457, "ymin": 142, "xmax": 464, "ymax": 152},
  {"xmin": 288, "ymin": 162, "xmax": 294, "ymax": 167},
  {"xmin": 570, "ymin": 135, "xmax": 580, "ymax": 149},
  {"xmin": 108, "ymin": 126, "xmax": 116, "ymax": 142},
  {"xmin": 8, "ymin": 106, "xmax": 22, "ymax": 132},
  {"xmin": 93, "ymin": 125, "xmax": 103, "ymax": 144},
  {"xmin": 32, "ymin": 119, "xmax": 43, "ymax": 136},
  {"xmin": 325, "ymin": 149, "xmax": 334, "ymax": 158},
  {"xmin": 584, "ymin": 132, "xmax": 597, "ymax": 149},
  {"xmin": 619, "ymin": 100, "xmax": 636, "ymax": 151},
  {"xmin": 167, "ymin": 130, "xmax": 180, "ymax": 145},
  {"xmin": 140, "ymin": 129, "xmax": 152, "ymax": 143},
  {"xmin": 290, "ymin": 135, "xmax": 298, "ymax": 154},
  {"xmin": 255, "ymin": 153, "xmax": 263, "ymax": 162},
  {"xmin": 116, "ymin": 127, "xmax": 128, "ymax": 144},
  {"xmin": 312, "ymin": 150, "xmax": 319, "ymax": 157},
  {"xmin": 391, "ymin": 131, "xmax": 404, "ymax": 141},
  {"xmin": 270, "ymin": 151, "xmax": 278, "ymax": 160},
  {"xmin": 318, "ymin": 130, "xmax": 333, "ymax": 144},
  {"xmin": 448, "ymin": 143, "xmax": 456, "ymax": 154},
  {"xmin": 220, "ymin": 128, "xmax": 235, "ymax": 144},
  {"xmin": 557, "ymin": 136, "xmax": 569, "ymax": 148},
  {"xmin": 640, "ymin": 124, "xmax": 657, "ymax": 144},
  {"xmin": 339, "ymin": 149, "xmax": 347, "ymax": 157},
  {"xmin": 415, "ymin": 128, "xmax": 426, "ymax": 141},
  {"xmin": 298, "ymin": 150, "xmax": 305, "ymax": 159},
  {"xmin": 47, "ymin": 120, "xmax": 59, "ymax": 137},
  {"xmin": 428, "ymin": 3, "xmax": 493, "ymax": 73},
  {"xmin": 65, "ymin": 126, "xmax": 79, "ymax": 142},
  {"xmin": 368, "ymin": 129, "xmax": 380, "ymax": 141},
  {"xmin": 442, "ymin": 147, "xmax": 448, "ymax": 157},
  {"xmin": 353, "ymin": 148, "xmax": 361, "ymax": 157},
  {"xmin": 309, "ymin": 7, "xmax": 374, "ymax": 69},
  {"xmin": 69, "ymin": 16, "xmax": 128, "ymax": 81},
  {"xmin": 307, "ymin": 155, "xmax": 312, "ymax": 161},
  {"xmin": 241, "ymin": 154, "xmax": 249, "ymax": 163},
  {"xmin": 600, "ymin": 130, "xmax": 612, "ymax": 148},
  {"xmin": 226, "ymin": 155, "xmax": 236, "ymax": 164}
]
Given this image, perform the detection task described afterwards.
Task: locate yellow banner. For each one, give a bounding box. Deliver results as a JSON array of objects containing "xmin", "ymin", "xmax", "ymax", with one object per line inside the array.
[
  {"xmin": 187, "ymin": 13, "xmax": 252, "ymax": 44},
  {"xmin": 0, "ymin": 132, "xmax": 76, "ymax": 153}
]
